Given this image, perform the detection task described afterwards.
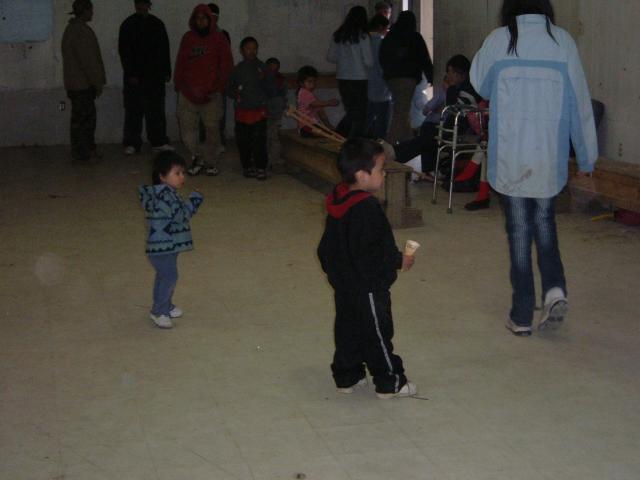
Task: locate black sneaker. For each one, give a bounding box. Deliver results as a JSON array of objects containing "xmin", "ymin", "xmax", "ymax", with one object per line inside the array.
[
  {"xmin": 465, "ymin": 198, "xmax": 490, "ymax": 211},
  {"xmin": 256, "ymin": 169, "xmax": 267, "ymax": 180},
  {"xmin": 243, "ymin": 168, "xmax": 257, "ymax": 178}
]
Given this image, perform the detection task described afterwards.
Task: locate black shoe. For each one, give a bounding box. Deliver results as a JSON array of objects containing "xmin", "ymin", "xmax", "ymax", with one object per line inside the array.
[
  {"xmin": 465, "ymin": 198, "xmax": 490, "ymax": 211},
  {"xmin": 255, "ymin": 169, "xmax": 267, "ymax": 180},
  {"xmin": 243, "ymin": 168, "xmax": 257, "ymax": 178}
]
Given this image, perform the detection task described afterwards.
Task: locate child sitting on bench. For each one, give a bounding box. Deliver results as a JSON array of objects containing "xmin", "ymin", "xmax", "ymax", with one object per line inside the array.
[{"xmin": 296, "ymin": 65, "xmax": 340, "ymax": 137}]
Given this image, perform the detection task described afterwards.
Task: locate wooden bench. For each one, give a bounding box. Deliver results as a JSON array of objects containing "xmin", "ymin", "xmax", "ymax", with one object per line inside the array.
[
  {"xmin": 279, "ymin": 129, "xmax": 423, "ymax": 228},
  {"xmin": 569, "ymin": 158, "xmax": 640, "ymax": 213}
]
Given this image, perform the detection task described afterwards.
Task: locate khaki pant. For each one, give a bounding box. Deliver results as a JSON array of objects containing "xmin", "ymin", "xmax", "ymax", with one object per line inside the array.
[
  {"xmin": 177, "ymin": 93, "xmax": 223, "ymax": 168},
  {"xmin": 387, "ymin": 78, "xmax": 417, "ymax": 144}
]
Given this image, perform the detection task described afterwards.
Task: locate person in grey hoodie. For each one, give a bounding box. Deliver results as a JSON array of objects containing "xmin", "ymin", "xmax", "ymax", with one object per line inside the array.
[
  {"xmin": 61, "ymin": 0, "xmax": 106, "ymax": 163},
  {"xmin": 327, "ymin": 6, "xmax": 373, "ymax": 139}
]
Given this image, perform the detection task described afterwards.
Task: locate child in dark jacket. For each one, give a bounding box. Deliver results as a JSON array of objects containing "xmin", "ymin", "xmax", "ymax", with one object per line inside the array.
[
  {"xmin": 317, "ymin": 139, "xmax": 418, "ymax": 399},
  {"xmin": 139, "ymin": 151, "xmax": 203, "ymax": 329},
  {"xmin": 226, "ymin": 36, "xmax": 275, "ymax": 180}
]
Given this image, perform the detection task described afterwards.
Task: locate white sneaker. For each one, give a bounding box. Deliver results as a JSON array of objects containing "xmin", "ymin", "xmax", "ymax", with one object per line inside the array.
[
  {"xmin": 376, "ymin": 381, "xmax": 418, "ymax": 399},
  {"xmin": 150, "ymin": 313, "xmax": 173, "ymax": 329},
  {"xmin": 169, "ymin": 307, "xmax": 183, "ymax": 319},
  {"xmin": 124, "ymin": 146, "xmax": 136, "ymax": 155},
  {"xmin": 337, "ymin": 377, "xmax": 367, "ymax": 394},
  {"xmin": 539, "ymin": 288, "xmax": 568, "ymax": 330},
  {"xmin": 505, "ymin": 318, "xmax": 532, "ymax": 337},
  {"xmin": 153, "ymin": 144, "xmax": 175, "ymax": 152}
]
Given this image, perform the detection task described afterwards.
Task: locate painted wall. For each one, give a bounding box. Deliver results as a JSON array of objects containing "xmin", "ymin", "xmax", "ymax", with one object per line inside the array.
[
  {"xmin": 433, "ymin": 0, "xmax": 638, "ymax": 165},
  {"xmin": 0, "ymin": 0, "xmax": 364, "ymax": 146}
]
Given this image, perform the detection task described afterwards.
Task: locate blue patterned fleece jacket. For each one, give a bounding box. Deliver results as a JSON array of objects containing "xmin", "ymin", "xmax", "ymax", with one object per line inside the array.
[{"xmin": 138, "ymin": 184, "xmax": 204, "ymax": 256}]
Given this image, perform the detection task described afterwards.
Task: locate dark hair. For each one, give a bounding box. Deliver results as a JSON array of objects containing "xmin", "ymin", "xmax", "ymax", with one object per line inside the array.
[
  {"xmin": 71, "ymin": 0, "xmax": 93, "ymax": 15},
  {"xmin": 152, "ymin": 151, "xmax": 186, "ymax": 185},
  {"xmin": 446, "ymin": 54, "xmax": 471, "ymax": 75},
  {"xmin": 501, "ymin": 0, "xmax": 556, "ymax": 55},
  {"xmin": 266, "ymin": 57, "xmax": 281, "ymax": 67},
  {"xmin": 297, "ymin": 65, "xmax": 318, "ymax": 85},
  {"xmin": 368, "ymin": 13, "xmax": 390, "ymax": 32},
  {"xmin": 240, "ymin": 36, "xmax": 258, "ymax": 49},
  {"xmin": 337, "ymin": 138, "xmax": 384, "ymax": 184},
  {"xmin": 391, "ymin": 10, "xmax": 417, "ymax": 34},
  {"xmin": 207, "ymin": 3, "xmax": 220, "ymax": 15},
  {"xmin": 375, "ymin": 1, "xmax": 391, "ymax": 12},
  {"xmin": 333, "ymin": 6, "xmax": 369, "ymax": 44}
]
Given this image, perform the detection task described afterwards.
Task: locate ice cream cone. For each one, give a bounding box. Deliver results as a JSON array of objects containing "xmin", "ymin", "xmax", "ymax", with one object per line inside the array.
[{"xmin": 404, "ymin": 240, "xmax": 421, "ymax": 256}]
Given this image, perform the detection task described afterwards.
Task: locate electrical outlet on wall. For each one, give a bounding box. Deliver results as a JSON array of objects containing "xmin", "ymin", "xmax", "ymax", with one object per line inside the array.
[{"xmin": 59, "ymin": 101, "xmax": 66, "ymax": 112}]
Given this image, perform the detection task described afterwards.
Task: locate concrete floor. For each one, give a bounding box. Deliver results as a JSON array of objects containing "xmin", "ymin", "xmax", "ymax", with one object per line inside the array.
[{"xmin": 1, "ymin": 144, "xmax": 639, "ymax": 480}]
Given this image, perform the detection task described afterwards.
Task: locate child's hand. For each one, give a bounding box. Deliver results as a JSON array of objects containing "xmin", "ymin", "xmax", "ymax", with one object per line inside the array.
[
  {"xmin": 401, "ymin": 255, "xmax": 415, "ymax": 272},
  {"xmin": 327, "ymin": 99, "xmax": 340, "ymax": 107}
]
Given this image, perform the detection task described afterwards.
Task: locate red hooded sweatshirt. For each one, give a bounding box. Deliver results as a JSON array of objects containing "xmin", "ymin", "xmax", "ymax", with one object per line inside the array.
[{"xmin": 174, "ymin": 4, "xmax": 233, "ymax": 105}]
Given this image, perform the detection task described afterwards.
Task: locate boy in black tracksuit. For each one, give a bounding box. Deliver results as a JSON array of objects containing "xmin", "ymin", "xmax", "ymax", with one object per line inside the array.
[{"xmin": 317, "ymin": 139, "xmax": 418, "ymax": 399}]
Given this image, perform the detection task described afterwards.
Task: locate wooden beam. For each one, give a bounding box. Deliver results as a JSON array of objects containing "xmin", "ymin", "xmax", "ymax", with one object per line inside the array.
[{"xmin": 569, "ymin": 158, "xmax": 640, "ymax": 213}]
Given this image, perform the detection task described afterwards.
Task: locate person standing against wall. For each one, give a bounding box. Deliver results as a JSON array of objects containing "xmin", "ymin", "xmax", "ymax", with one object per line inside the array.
[
  {"xmin": 118, "ymin": 0, "xmax": 173, "ymax": 155},
  {"xmin": 380, "ymin": 10, "xmax": 433, "ymax": 144},
  {"xmin": 327, "ymin": 6, "xmax": 373, "ymax": 139},
  {"xmin": 61, "ymin": 0, "xmax": 106, "ymax": 163},
  {"xmin": 174, "ymin": 4, "xmax": 233, "ymax": 177},
  {"xmin": 470, "ymin": 0, "xmax": 598, "ymax": 336}
]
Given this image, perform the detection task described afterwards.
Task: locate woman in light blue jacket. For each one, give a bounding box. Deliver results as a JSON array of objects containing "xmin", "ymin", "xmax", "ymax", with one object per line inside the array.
[{"xmin": 470, "ymin": 0, "xmax": 598, "ymax": 336}]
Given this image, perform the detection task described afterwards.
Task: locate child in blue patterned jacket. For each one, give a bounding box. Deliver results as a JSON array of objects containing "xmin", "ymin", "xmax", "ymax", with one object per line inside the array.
[{"xmin": 139, "ymin": 151, "xmax": 204, "ymax": 329}]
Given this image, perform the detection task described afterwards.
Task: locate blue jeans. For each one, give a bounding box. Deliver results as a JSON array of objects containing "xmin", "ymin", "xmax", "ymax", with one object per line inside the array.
[
  {"xmin": 148, "ymin": 253, "xmax": 178, "ymax": 316},
  {"xmin": 502, "ymin": 196, "xmax": 566, "ymax": 326},
  {"xmin": 367, "ymin": 100, "xmax": 392, "ymax": 139}
]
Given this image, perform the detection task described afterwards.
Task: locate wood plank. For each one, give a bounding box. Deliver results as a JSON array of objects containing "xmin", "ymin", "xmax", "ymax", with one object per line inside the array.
[
  {"xmin": 280, "ymin": 129, "xmax": 423, "ymax": 228},
  {"xmin": 569, "ymin": 157, "xmax": 640, "ymax": 212}
]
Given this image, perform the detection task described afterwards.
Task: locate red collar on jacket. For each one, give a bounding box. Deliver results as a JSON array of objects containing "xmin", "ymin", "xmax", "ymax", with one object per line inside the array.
[{"xmin": 326, "ymin": 183, "xmax": 372, "ymax": 219}]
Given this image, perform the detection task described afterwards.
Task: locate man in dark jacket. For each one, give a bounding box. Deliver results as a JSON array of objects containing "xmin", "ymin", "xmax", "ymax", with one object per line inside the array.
[
  {"xmin": 61, "ymin": 0, "xmax": 106, "ymax": 163},
  {"xmin": 118, "ymin": 0, "xmax": 172, "ymax": 155},
  {"xmin": 317, "ymin": 138, "xmax": 418, "ymax": 399}
]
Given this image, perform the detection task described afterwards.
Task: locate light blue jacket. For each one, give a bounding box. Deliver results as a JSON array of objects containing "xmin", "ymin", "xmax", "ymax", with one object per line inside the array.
[
  {"xmin": 470, "ymin": 15, "xmax": 598, "ymax": 198},
  {"xmin": 327, "ymin": 35, "xmax": 373, "ymax": 81},
  {"xmin": 139, "ymin": 184, "xmax": 203, "ymax": 256}
]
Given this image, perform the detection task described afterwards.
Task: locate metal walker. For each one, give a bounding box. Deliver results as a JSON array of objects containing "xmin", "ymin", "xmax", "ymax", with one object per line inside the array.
[{"xmin": 431, "ymin": 104, "xmax": 489, "ymax": 213}]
